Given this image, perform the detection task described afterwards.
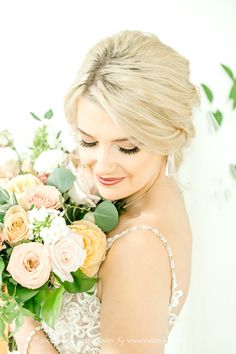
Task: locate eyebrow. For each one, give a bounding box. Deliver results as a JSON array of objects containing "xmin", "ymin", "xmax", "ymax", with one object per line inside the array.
[{"xmin": 77, "ymin": 128, "xmax": 129, "ymax": 142}]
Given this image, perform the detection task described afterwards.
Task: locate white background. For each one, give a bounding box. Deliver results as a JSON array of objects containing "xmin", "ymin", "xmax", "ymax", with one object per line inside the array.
[{"xmin": 0, "ymin": 1, "xmax": 235, "ymax": 353}]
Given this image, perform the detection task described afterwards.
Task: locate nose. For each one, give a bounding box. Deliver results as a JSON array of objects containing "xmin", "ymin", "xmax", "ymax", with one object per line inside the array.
[{"xmin": 94, "ymin": 146, "xmax": 117, "ymax": 174}]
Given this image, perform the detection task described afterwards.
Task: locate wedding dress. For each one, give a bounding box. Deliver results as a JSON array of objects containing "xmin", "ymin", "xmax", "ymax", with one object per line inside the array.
[{"xmin": 42, "ymin": 224, "xmax": 184, "ymax": 354}]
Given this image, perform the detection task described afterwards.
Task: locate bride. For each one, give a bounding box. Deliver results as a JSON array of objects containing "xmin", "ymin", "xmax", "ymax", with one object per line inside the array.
[{"xmin": 13, "ymin": 30, "xmax": 200, "ymax": 354}]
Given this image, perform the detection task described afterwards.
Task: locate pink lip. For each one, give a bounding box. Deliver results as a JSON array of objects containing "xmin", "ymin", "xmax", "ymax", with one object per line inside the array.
[{"xmin": 97, "ymin": 174, "xmax": 125, "ymax": 186}]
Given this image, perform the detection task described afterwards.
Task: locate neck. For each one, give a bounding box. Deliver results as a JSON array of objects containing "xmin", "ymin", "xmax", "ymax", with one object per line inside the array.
[{"xmin": 121, "ymin": 157, "xmax": 175, "ymax": 215}]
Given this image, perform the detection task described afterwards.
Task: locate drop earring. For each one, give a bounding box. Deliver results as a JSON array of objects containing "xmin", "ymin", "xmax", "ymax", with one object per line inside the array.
[{"xmin": 165, "ymin": 153, "xmax": 175, "ymax": 177}]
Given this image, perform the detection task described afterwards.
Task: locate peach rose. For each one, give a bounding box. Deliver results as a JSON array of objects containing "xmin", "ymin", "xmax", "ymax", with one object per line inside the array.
[
  {"xmin": 0, "ymin": 229, "xmax": 6, "ymax": 251},
  {"xmin": 48, "ymin": 232, "xmax": 86, "ymax": 282},
  {"xmin": 7, "ymin": 242, "xmax": 51, "ymax": 289},
  {"xmin": 3, "ymin": 205, "xmax": 29, "ymax": 246},
  {"xmin": 5, "ymin": 174, "xmax": 42, "ymax": 198},
  {"xmin": 21, "ymin": 185, "xmax": 62, "ymax": 210},
  {"xmin": 69, "ymin": 220, "xmax": 106, "ymax": 277}
]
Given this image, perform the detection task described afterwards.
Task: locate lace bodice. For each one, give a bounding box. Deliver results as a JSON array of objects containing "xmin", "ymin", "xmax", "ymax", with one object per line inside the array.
[{"xmin": 42, "ymin": 224, "xmax": 184, "ymax": 353}]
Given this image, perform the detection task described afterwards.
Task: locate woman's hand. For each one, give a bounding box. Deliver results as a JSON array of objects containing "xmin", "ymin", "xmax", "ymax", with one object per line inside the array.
[{"xmin": 12, "ymin": 317, "xmax": 58, "ymax": 354}]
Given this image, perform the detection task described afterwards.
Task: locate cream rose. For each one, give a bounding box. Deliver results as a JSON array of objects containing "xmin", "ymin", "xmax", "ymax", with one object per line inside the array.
[
  {"xmin": 69, "ymin": 220, "xmax": 106, "ymax": 277},
  {"xmin": 7, "ymin": 242, "xmax": 51, "ymax": 289},
  {"xmin": 5, "ymin": 174, "xmax": 42, "ymax": 198},
  {"xmin": 21, "ymin": 185, "xmax": 62, "ymax": 210},
  {"xmin": 3, "ymin": 205, "xmax": 29, "ymax": 246},
  {"xmin": 67, "ymin": 161, "xmax": 100, "ymax": 207},
  {"xmin": 0, "ymin": 230, "xmax": 6, "ymax": 251},
  {"xmin": 48, "ymin": 232, "xmax": 86, "ymax": 282}
]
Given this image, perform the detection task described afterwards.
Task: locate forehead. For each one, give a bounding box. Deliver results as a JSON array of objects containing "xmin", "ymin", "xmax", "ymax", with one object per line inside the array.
[{"xmin": 76, "ymin": 96, "xmax": 130, "ymax": 140}]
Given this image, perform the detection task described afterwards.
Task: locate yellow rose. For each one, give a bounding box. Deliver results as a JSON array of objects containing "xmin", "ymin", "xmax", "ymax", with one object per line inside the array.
[
  {"xmin": 3, "ymin": 205, "xmax": 29, "ymax": 246},
  {"xmin": 5, "ymin": 174, "xmax": 42, "ymax": 198},
  {"xmin": 69, "ymin": 220, "xmax": 107, "ymax": 277}
]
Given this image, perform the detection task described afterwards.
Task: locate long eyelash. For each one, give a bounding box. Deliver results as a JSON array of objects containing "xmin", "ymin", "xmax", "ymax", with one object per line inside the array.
[{"xmin": 79, "ymin": 140, "xmax": 140, "ymax": 155}]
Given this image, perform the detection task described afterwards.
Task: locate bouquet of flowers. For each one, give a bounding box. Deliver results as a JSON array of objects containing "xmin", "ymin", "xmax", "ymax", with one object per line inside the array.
[{"xmin": 0, "ymin": 110, "xmax": 126, "ymax": 351}]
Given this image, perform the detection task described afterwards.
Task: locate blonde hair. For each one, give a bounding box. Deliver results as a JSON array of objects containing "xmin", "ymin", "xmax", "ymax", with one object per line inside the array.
[{"xmin": 64, "ymin": 30, "xmax": 200, "ymax": 170}]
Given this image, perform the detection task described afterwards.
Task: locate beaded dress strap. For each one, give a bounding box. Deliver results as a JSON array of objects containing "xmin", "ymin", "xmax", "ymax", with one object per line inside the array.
[{"xmin": 106, "ymin": 224, "xmax": 184, "ymax": 326}]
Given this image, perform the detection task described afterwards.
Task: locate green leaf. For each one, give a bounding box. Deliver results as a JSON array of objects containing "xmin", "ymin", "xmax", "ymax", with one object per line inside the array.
[
  {"xmin": 42, "ymin": 287, "xmax": 64, "ymax": 328},
  {"xmin": 15, "ymin": 286, "xmax": 39, "ymax": 303},
  {"xmin": 212, "ymin": 110, "xmax": 223, "ymax": 126},
  {"xmin": 94, "ymin": 200, "xmax": 119, "ymax": 232},
  {"xmin": 55, "ymin": 269, "xmax": 98, "ymax": 293},
  {"xmin": 22, "ymin": 298, "xmax": 36, "ymax": 315},
  {"xmin": 56, "ymin": 131, "xmax": 62, "ymax": 140},
  {"xmin": 14, "ymin": 313, "xmax": 25, "ymax": 332},
  {"xmin": 0, "ymin": 257, "xmax": 5, "ymax": 287},
  {"xmin": 21, "ymin": 307, "xmax": 35, "ymax": 318},
  {"xmin": 46, "ymin": 167, "xmax": 75, "ymax": 193},
  {"xmin": 12, "ymin": 192, "xmax": 18, "ymax": 205},
  {"xmin": 200, "ymin": 83, "xmax": 214, "ymax": 103},
  {"xmin": 221, "ymin": 64, "xmax": 234, "ymax": 80},
  {"xmin": 0, "ymin": 317, "xmax": 6, "ymax": 340},
  {"xmin": 229, "ymin": 80, "xmax": 236, "ymax": 110},
  {"xmin": 44, "ymin": 109, "xmax": 53, "ymax": 120},
  {"xmin": 0, "ymin": 203, "xmax": 12, "ymax": 212},
  {"xmin": 0, "ymin": 187, "xmax": 10, "ymax": 204},
  {"xmin": 30, "ymin": 112, "xmax": 41, "ymax": 121}
]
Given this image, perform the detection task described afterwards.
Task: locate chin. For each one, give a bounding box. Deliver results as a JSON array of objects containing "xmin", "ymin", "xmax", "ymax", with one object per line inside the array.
[{"xmin": 96, "ymin": 188, "xmax": 124, "ymax": 201}]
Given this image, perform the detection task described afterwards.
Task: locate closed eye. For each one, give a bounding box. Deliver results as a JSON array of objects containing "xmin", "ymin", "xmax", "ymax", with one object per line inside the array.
[{"xmin": 78, "ymin": 140, "xmax": 140, "ymax": 155}]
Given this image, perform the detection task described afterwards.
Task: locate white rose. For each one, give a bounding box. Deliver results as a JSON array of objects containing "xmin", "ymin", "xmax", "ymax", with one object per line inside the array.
[
  {"xmin": 67, "ymin": 161, "xmax": 100, "ymax": 207},
  {"xmin": 59, "ymin": 126, "xmax": 77, "ymax": 153},
  {"xmin": 48, "ymin": 232, "xmax": 86, "ymax": 282},
  {"xmin": 0, "ymin": 147, "xmax": 20, "ymax": 178},
  {"xmin": 33, "ymin": 149, "xmax": 68, "ymax": 173}
]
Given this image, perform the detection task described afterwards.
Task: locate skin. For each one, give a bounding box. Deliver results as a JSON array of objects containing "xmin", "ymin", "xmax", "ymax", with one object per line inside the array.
[
  {"xmin": 14, "ymin": 96, "xmax": 192, "ymax": 354},
  {"xmin": 76, "ymin": 96, "xmax": 193, "ymax": 354},
  {"xmin": 75, "ymin": 96, "xmax": 170, "ymax": 206}
]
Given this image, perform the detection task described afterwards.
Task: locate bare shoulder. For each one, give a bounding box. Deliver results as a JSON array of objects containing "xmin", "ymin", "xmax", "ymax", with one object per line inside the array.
[
  {"xmin": 99, "ymin": 226, "xmax": 172, "ymax": 353},
  {"xmin": 99, "ymin": 181, "xmax": 192, "ymax": 321}
]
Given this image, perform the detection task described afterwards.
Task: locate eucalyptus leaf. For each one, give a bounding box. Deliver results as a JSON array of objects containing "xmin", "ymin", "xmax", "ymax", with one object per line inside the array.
[
  {"xmin": 46, "ymin": 167, "xmax": 75, "ymax": 193},
  {"xmin": 12, "ymin": 192, "xmax": 18, "ymax": 205},
  {"xmin": 44, "ymin": 109, "xmax": 53, "ymax": 119},
  {"xmin": 0, "ymin": 203, "xmax": 12, "ymax": 212},
  {"xmin": 30, "ymin": 112, "xmax": 41, "ymax": 121},
  {"xmin": 221, "ymin": 64, "xmax": 234, "ymax": 80},
  {"xmin": 0, "ymin": 187, "xmax": 10, "ymax": 204},
  {"xmin": 42, "ymin": 287, "xmax": 65, "ymax": 328},
  {"xmin": 200, "ymin": 83, "xmax": 214, "ymax": 103},
  {"xmin": 94, "ymin": 200, "xmax": 119, "ymax": 232}
]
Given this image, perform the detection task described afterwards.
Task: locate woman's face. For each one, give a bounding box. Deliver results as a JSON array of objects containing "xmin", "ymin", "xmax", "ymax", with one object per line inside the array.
[{"xmin": 75, "ymin": 96, "xmax": 164, "ymax": 201}]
